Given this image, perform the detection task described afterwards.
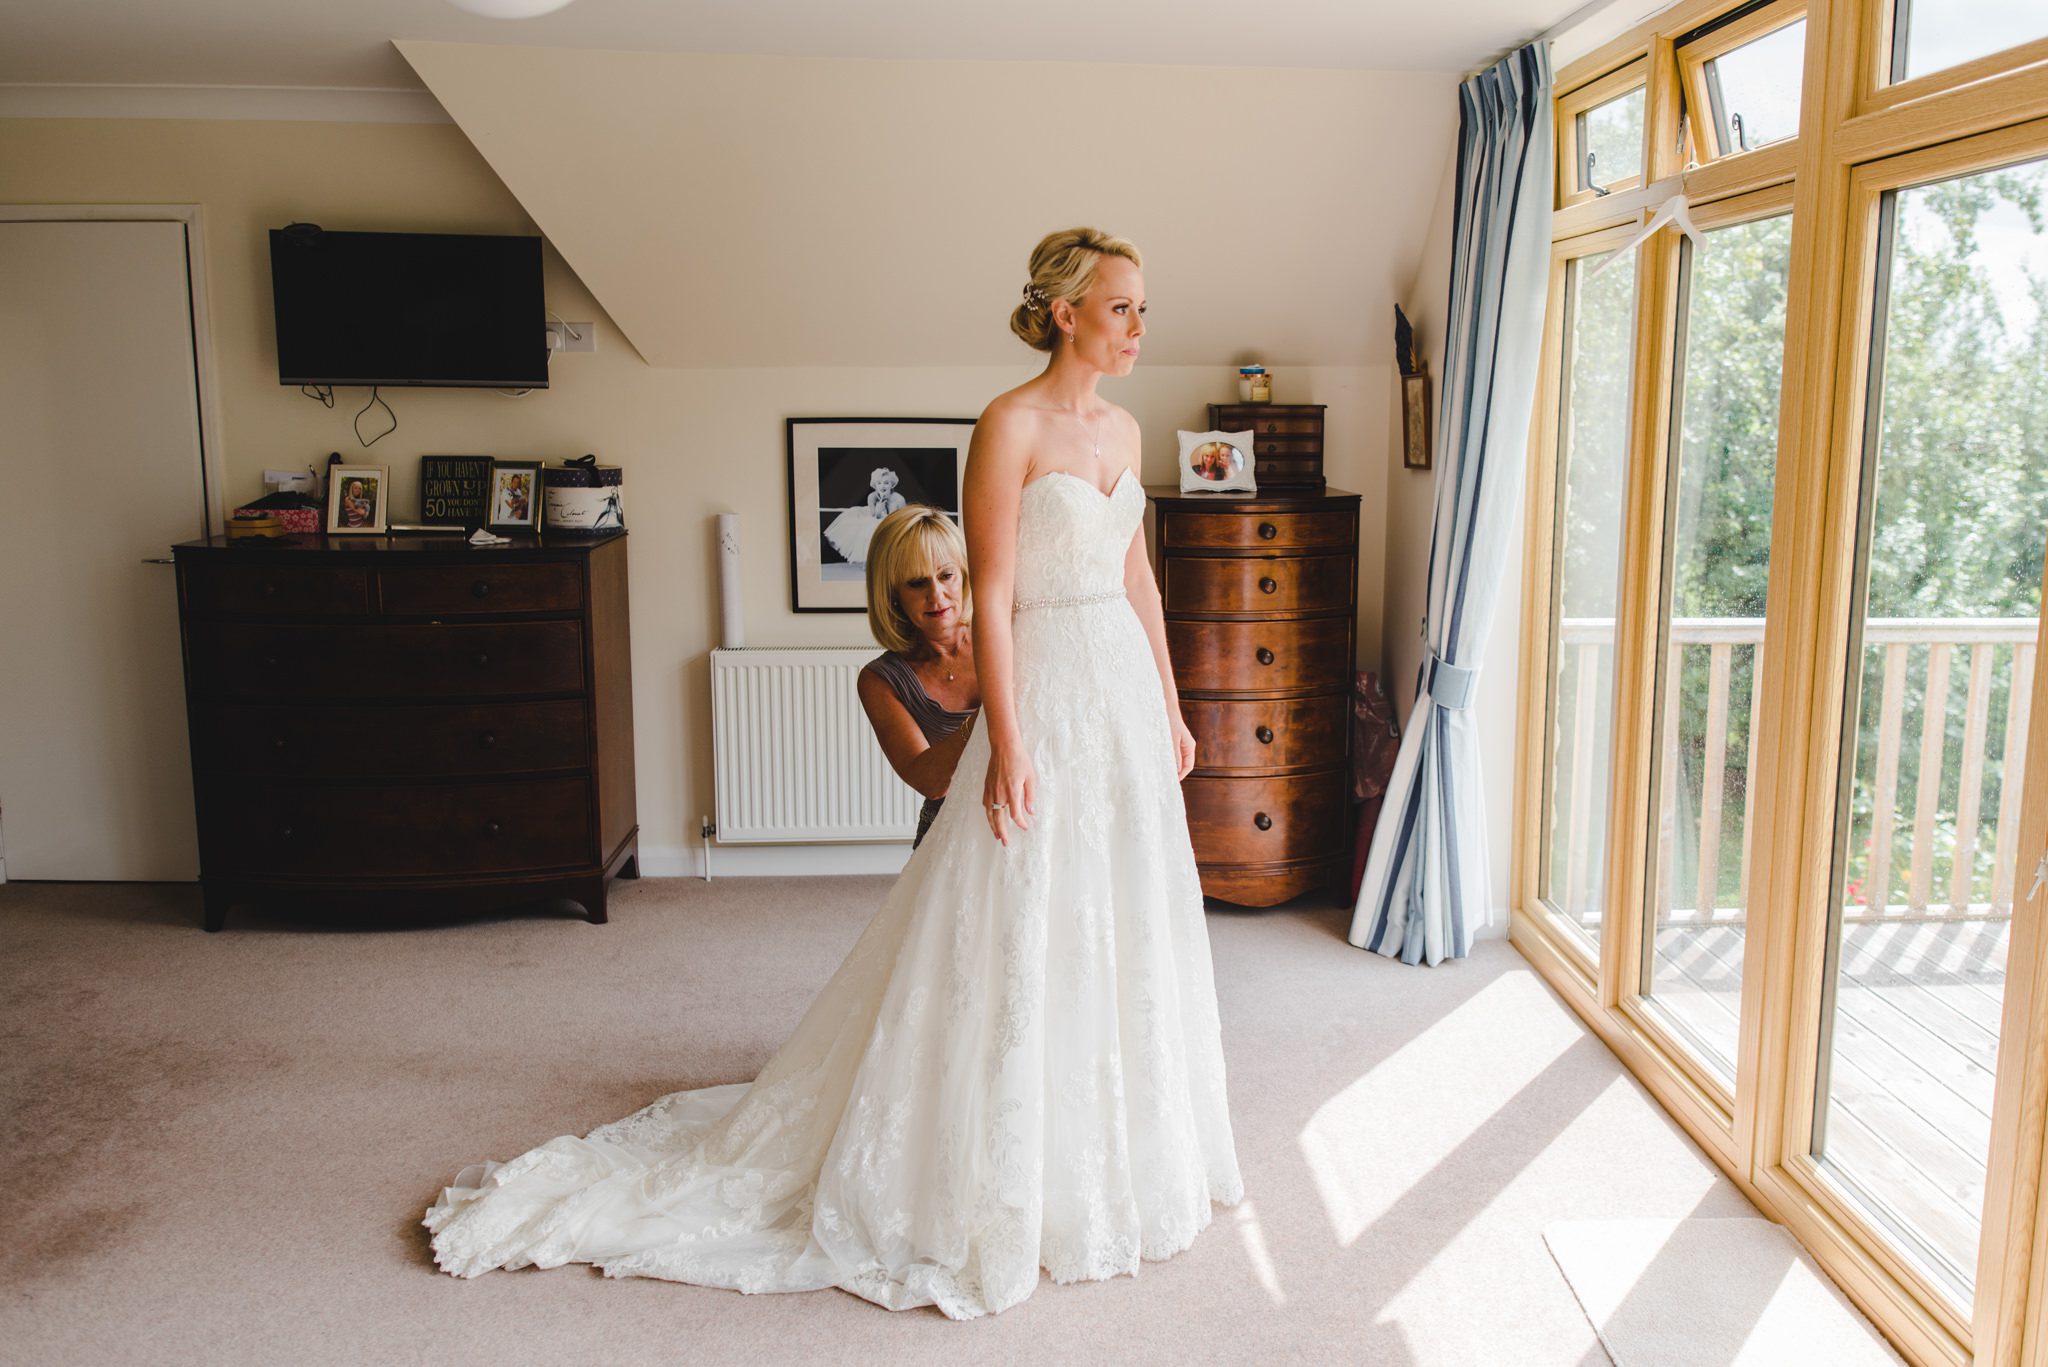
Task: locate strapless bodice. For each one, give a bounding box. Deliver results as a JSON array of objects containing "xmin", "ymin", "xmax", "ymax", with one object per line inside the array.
[{"xmin": 1010, "ymin": 468, "xmax": 1142, "ymax": 608}]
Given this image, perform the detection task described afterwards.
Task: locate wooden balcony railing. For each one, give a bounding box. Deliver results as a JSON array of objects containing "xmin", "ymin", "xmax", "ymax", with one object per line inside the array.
[{"xmin": 1556, "ymin": 616, "xmax": 2037, "ymax": 923}]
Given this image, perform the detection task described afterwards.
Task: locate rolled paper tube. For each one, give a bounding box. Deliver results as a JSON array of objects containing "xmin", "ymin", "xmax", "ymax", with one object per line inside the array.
[{"xmin": 717, "ymin": 512, "xmax": 745, "ymax": 649}]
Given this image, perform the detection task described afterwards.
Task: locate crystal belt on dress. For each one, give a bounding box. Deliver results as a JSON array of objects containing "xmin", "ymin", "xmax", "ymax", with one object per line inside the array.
[{"xmin": 1013, "ymin": 588, "xmax": 1127, "ymax": 613}]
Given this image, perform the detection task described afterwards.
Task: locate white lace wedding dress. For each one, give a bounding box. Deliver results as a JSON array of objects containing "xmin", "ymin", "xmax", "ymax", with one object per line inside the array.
[{"xmin": 423, "ymin": 467, "xmax": 1244, "ymax": 1319}]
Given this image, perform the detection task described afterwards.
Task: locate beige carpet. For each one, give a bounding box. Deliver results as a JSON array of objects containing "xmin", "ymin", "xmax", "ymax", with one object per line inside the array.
[
  {"xmin": 1544, "ymin": 1218, "xmax": 1903, "ymax": 1366},
  {"xmin": 3, "ymin": 877, "xmax": 1796, "ymax": 1365}
]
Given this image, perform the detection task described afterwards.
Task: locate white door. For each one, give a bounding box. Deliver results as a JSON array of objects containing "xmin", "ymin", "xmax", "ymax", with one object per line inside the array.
[{"xmin": 0, "ymin": 219, "xmax": 210, "ymax": 879}]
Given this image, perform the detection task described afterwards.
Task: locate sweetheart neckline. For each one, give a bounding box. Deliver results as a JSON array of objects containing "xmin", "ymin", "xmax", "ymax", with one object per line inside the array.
[{"xmin": 1023, "ymin": 466, "xmax": 1137, "ymax": 503}]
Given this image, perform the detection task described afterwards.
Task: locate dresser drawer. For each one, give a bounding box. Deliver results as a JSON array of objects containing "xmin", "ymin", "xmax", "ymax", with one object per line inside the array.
[
  {"xmin": 1183, "ymin": 773, "xmax": 1345, "ymax": 865},
  {"xmin": 1181, "ymin": 694, "xmax": 1347, "ymax": 771},
  {"xmin": 189, "ymin": 621, "xmax": 585, "ymax": 699},
  {"xmin": 211, "ymin": 777, "xmax": 593, "ymax": 878},
  {"xmin": 1161, "ymin": 554, "xmax": 1353, "ymax": 614},
  {"xmin": 1252, "ymin": 434, "xmax": 1320, "ymax": 459},
  {"xmin": 198, "ymin": 700, "xmax": 588, "ymax": 778},
  {"xmin": 377, "ymin": 562, "xmax": 583, "ymax": 616},
  {"xmin": 184, "ymin": 564, "xmax": 369, "ymax": 617},
  {"xmin": 1161, "ymin": 510, "xmax": 1354, "ymax": 551},
  {"xmin": 1165, "ymin": 617, "xmax": 1350, "ymax": 693},
  {"xmin": 1240, "ymin": 415, "xmax": 1323, "ymax": 436}
]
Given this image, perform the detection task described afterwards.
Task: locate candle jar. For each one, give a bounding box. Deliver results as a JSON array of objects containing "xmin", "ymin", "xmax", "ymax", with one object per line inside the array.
[
  {"xmin": 1250, "ymin": 369, "xmax": 1273, "ymax": 403},
  {"xmin": 1238, "ymin": 365, "xmax": 1264, "ymax": 402}
]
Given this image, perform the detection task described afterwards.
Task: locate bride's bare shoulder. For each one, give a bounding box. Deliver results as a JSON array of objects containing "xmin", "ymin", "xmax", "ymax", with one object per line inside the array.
[{"xmin": 972, "ymin": 390, "xmax": 1047, "ymax": 459}]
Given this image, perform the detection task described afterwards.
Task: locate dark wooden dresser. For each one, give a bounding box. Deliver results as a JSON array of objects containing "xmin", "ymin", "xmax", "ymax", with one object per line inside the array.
[
  {"xmin": 1149, "ymin": 486, "xmax": 1360, "ymax": 906},
  {"xmin": 172, "ymin": 531, "xmax": 638, "ymax": 930}
]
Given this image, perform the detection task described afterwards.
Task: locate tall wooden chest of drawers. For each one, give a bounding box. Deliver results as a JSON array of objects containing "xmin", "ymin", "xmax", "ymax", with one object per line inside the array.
[
  {"xmin": 172, "ymin": 532, "xmax": 638, "ymax": 931},
  {"xmin": 1149, "ymin": 486, "xmax": 1360, "ymax": 906}
]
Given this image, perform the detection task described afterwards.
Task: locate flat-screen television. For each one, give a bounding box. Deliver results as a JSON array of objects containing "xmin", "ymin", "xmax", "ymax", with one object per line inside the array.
[{"xmin": 269, "ymin": 226, "xmax": 548, "ymax": 389}]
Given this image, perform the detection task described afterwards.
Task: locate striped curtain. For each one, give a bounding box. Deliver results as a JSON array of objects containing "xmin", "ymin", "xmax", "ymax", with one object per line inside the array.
[{"xmin": 1349, "ymin": 42, "xmax": 1553, "ymax": 965}]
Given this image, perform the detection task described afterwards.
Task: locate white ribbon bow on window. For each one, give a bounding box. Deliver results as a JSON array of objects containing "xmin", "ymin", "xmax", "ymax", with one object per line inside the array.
[{"xmin": 1584, "ymin": 193, "xmax": 1706, "ymax": 281}]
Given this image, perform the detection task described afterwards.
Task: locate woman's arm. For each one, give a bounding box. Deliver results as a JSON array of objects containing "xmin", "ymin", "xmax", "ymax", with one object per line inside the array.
[
  {"xmin": 856, "ymin": 670, "xmax": 976, "ymax": 799},
  {"xmin": 964, "ymin": 404, "xmax": 1036, "ymax": 842},
  {"xmin": 1123, "ymin": 481, "xmax": 1199, "ymax": 780}
]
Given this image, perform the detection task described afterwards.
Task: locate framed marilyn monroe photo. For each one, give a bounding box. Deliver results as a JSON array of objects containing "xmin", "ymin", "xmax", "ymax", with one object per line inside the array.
[{"xmin": 786, "ymin": 417, "xmax": 974, "ymax": 612}]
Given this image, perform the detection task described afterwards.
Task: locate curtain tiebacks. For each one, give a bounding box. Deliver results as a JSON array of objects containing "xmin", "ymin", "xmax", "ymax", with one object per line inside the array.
[{"xmin": 1424, "ymin": 651, "xmax": 1479, "ymax": 710}]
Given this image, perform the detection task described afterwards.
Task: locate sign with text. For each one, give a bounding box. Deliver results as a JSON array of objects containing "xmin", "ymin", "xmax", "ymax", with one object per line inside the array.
[{"xmin": 419, "ymin": 455, "xmax": 494, "ymax": 527}]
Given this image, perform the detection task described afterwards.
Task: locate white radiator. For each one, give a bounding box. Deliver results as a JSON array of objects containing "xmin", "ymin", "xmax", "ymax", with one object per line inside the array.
[{"xmin": 710, "ymin": 647, "xmax": 920, "ymax": 843}]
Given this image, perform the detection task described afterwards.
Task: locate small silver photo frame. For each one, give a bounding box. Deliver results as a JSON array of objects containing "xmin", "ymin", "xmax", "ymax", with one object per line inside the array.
[{"xmin": 1176, "ymin": 430, "xmax": 1258, "ymax": 494}]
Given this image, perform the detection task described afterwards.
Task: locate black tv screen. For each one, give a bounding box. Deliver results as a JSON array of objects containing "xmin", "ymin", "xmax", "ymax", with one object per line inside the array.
[{"xmin": 269, "ymin": 227, "xmax": 548, "ymax": 389}]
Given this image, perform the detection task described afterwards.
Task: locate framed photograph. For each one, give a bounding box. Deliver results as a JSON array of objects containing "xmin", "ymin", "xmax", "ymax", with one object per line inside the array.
[
  {"xmin": 786, "ymin": 417, "xmax": 974, "ymax": 613},
  {"xmin": 488, "ymin": 460, "xmax": 542, "ymax": 531},
  {"xmin": 1176, "ymin": 429, "xmax": 1259, "ymax": 494},
  {"xmin": 1402, "ymin": 368, "xmax": 1433, "ymax": 471},
  {"xmin": 326, "ymin": 464, "xmax": 389, "ymax": 534},
  {"xmin": 419, "ymin": 455, "xmax": 494, "ymax": 528}
]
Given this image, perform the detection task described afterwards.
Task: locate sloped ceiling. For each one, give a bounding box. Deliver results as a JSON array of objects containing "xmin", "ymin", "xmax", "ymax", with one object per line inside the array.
[{"xmin": 398, "ymin": 41, "xmax": 1458, "ymax": 369}]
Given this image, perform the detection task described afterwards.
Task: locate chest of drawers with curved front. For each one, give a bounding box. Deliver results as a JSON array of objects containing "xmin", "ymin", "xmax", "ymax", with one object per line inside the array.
[
  {"xmin": 1147, "ymin": 486, "xmax": 1360, "ymax": 906},
  {"xmin": 172, "ymin": 533, "xmax": 638, "ymax": 931}
]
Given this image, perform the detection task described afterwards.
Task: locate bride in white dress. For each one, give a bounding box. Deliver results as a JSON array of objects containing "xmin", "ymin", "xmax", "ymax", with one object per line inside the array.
[{"xmin": 423, "ymin": 227, "xmax": 1243, "ymax": 1319}]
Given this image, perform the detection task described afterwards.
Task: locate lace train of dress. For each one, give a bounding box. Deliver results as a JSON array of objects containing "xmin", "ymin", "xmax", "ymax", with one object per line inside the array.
[{"xmin": 423, "ymin": 468, "xmax": 1244, "ymax": 1319}]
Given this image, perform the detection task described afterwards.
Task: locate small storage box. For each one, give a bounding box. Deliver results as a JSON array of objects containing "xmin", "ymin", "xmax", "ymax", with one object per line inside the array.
[
  {"xmin": 542, "ymin": 459, "xmax": 624, "ymax": 531},
  {"xmin": 232, "ymin": 503, "xmax": 321, "ymax": 535}
]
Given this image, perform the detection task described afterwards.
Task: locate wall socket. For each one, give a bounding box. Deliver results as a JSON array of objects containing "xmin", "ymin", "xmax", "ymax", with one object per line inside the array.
[{"xmin": 545, "ymin": 321, "xmax": 597, "ymax": 354}]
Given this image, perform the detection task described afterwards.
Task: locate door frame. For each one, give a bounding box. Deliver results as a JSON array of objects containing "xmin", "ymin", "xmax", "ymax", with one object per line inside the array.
[{"xmin": 0, "ymin": 204, "xmax": 228, "ymax": 539}]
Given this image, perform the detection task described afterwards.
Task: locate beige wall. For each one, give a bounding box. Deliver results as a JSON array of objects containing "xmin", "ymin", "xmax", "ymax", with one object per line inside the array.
[{"xmin": 0, "ymin": 101, "xmax": 1440, "ymax": 871}]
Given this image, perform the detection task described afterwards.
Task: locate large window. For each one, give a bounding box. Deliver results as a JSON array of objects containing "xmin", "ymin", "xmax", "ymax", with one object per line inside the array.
[
  {"xmin": 1517, "ymin": 4, "xmax": 2048, "ymax": 1363},
  {"xmin": 1814, "ymin": 152, "xmax": 2048, "ymax": 1299},
  {"xmin": 1540, "ymin": 249, "xmax": 1640, "ymax": 954},
  {"xmin": 1642, "ymin": 207, "xmax": 1793, "ymax": 1084}
]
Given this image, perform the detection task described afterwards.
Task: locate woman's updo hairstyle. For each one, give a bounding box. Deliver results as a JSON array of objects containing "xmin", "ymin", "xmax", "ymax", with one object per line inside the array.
[{"xmin": 1008, "ymin": 227, "xmax": 1144, "ymax": 353}]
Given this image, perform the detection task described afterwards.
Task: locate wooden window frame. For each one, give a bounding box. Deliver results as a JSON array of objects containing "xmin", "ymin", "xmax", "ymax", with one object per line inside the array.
[
  {"xmin": 1557, "ymin": 60, "xmax": 1653, "ymax": 207},
  {"xmin": 1516, "ymin": 1, "xmax": 2048, "ymax": 1363},
  {"xmin": 1620, "ymin": 181, "xmax": 1798, "ymax": 1125},
  {"xmin": 1676, "ymin": 0, "xmax": 1809, "ymax": 162}
]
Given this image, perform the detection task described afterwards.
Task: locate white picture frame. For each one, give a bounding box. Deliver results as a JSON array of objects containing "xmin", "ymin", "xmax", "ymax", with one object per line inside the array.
[
  {"xmin": 325, "ymin": 464, "xmax": 390, "ymax": 534},
  {"xmin": 1176, "ymin": 430, "xmax": 1259, "ymax": 494},
  {"xmin": 487, "ymin": 460, "xmax": 542, "ymax": 531}
]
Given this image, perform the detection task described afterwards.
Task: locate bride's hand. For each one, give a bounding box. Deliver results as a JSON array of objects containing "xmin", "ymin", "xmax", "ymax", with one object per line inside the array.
[
  {"xmin": 1170, "ymin": 716, "xmax": 1198, "ymax": 781},
  {"xmin": 983, "ymin": 737, "xmax": 1036, "ymax": 846}
]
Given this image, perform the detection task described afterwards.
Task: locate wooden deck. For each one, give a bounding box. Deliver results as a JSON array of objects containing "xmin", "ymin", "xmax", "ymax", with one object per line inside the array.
[{"xmin": 1649, "ymin": 915, "xmax": 2011, "ymax": 1288}]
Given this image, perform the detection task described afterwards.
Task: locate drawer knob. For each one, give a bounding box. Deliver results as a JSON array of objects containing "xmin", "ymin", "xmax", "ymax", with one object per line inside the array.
[
  {"xmin": 262, "ymin": 582, "xmax": 280, "ymax": 597},
  {"xmin": 1256, "ymin": 647, "xmax": 1275, "ymax": 666},
  {"xmin": 271, "ymin": 736, "xmax": 287, "ymax": 751},
  {"xmin": 1259, "ymin": 576, "xmax": 1277, "ymax": 594},
  {"xmin": 1256, "ymin": 725, "xmax": 1274, "ymax": 744},
  {"xmin": 278, "ymin": 824, "xmax": 294, "ymax": 840},
  {"xmin": 485, "ymin": 819, "xmax": 503, "ymax": 836},
  {"xmin": 1257, "ymin": 522, "xmax": 1278, "ymax": 540},
  {"xmin": 263, "ymin": 655, "xmax": 279, "ymax": 668},
  {"xmin": 480, "ymin": 730, "xmax": 498, "ymax": 748},
  {"xmin": 1263, "ymin": 421, "xmax": 1277, "ymax": 432},
  {"xmin": 475, "ymin": 652, "xmax": 491, "ymax": 668},
  {"xmin": 1254, "ymin": 812, "xmax": 1273, "ymax": 831},
  {"xmin": 472, "ymin": 580, "xmax": 492, "ymax": 599}
]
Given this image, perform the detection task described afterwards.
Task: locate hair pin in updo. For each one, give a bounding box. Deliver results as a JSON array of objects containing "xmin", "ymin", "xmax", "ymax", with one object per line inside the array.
[{"xmin": 1021, "ymin": 283, "xmax": 1049, "ymax": 310}]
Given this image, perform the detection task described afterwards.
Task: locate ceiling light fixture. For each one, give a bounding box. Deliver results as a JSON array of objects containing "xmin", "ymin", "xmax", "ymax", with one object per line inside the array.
[{"xmin": 445, "ymin": 0, "xmax": 579, "ymax": 18}]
